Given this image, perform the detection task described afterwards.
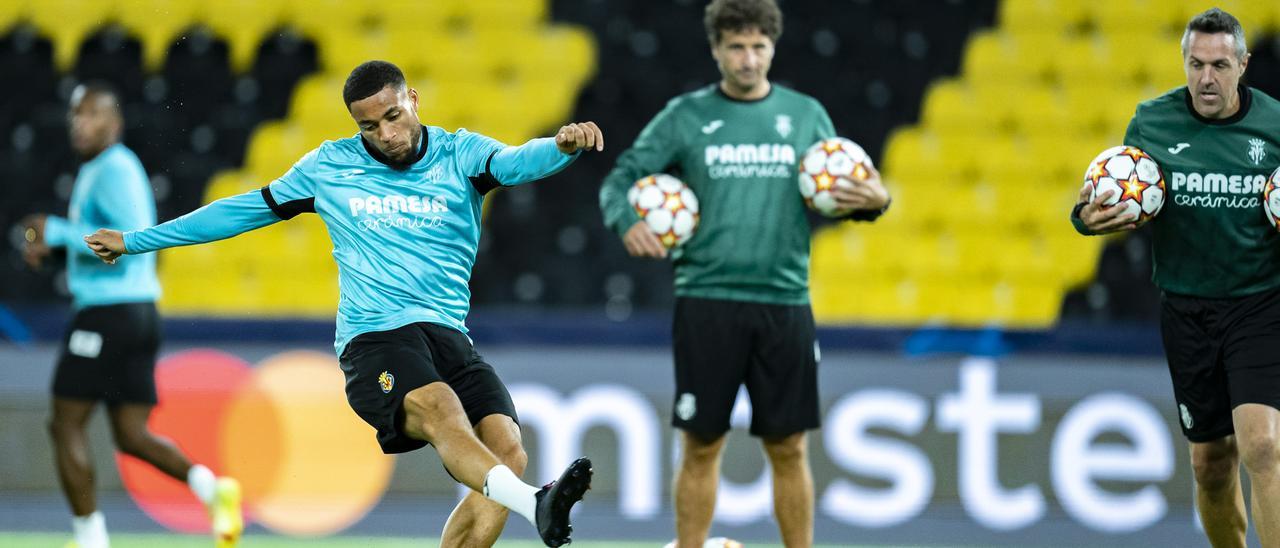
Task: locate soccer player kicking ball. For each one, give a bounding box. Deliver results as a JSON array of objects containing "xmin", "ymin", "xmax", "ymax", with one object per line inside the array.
[
  {"xmin": 19, "ymin": 82, "xmax": 241, "ymax": 548},
  {"xmin": 1071, "ymin": 9, "xmax": 1280, "ymax": 547},
  {"xmin": 85, "ymin": 61, "xmax": 597, "ymax": 547},
  {"xmin": 599, "ymin": 1, "xmax": 889, "ymax": 546}
]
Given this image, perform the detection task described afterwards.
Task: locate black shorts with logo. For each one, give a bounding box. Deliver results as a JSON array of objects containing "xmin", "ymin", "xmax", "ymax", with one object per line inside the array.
[
  {"xmin": 1161, "ymin": 286, "xmax": 1280, "ymax": 442},
  {"xmin": 672, "ymin": 296, "xmax": 821, "ymax": 439},
  {"xmin": 339, "ymin": 321, "xmax": 518, "ymax": 454},
  {"xmin": 52, "ymin": 302, "xmax": 161, "ymax": 404}
]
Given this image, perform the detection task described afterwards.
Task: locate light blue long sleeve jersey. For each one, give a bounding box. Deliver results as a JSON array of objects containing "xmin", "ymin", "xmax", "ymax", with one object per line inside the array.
[
  {"xmin": 123, "ymin": 126, "xmax": 577, "ymax": 355},
  {"xmin": 45, "ymin": 142, "xmax": 160, "ymax": 308}
]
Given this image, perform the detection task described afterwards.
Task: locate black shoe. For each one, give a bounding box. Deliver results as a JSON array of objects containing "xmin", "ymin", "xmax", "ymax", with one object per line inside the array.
[{"xmin": 534, "ymin": 457, "xmax": 593, "ymax": 547}]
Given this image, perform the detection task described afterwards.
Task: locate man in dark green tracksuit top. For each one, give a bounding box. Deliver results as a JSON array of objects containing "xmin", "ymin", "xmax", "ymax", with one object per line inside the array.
[
  {"xmin": 599, "ymin": 1, "xmax": 890, "ymax": 545},
  {"xmin": 1073, "ymin": 9, "xmax": 1280, "ymax": 546}
]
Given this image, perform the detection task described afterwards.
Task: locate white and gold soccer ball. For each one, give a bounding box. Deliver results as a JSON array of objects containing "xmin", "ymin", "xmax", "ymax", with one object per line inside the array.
[
  {"xmin": 627, "ymin": 173, "xmax": 700, "ymax": 248},
  {"xmin": 1263, "ymin": 166, "xmax": 1280, "ymax": 230},
  {"xmin": 1083, "ymin": 145, "xmax": 1166, "ymax": 227},
  {"xmin": 799, "ymin": 137, "xmax": 875, "ymax": 217}
]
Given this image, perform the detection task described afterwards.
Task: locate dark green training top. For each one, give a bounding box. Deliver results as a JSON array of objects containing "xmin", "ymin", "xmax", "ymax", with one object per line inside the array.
[
  {"xmin": 1076, "ymin": 86, "xmax": 1280, "ymax": 298},
  {"xmin": 599, "ymin": 84, "xmax": 847, "ymax": 305}
]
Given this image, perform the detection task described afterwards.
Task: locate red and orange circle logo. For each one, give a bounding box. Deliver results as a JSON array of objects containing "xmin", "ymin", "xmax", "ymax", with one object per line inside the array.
[{"xmin": 117, "ymin": 349, "xmax": 395, "ymax": 535}]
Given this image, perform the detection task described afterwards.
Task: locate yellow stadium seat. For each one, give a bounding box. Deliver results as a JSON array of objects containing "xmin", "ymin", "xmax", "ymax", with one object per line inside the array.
[
  {"xmin": 113, "ymin": 0, "xmax": 198, "ymax": 70},
  {"xmin": 379, "ymin": 0, "xmax": 459, "ymax": 31},
  {"xmin": 1092, "ymin": 0, "xmax": 1164, "ymax": 35},
  {"xmin": 198, "ymin": 0, "xmax": 287, "ymax": 72},
  {"xmin": 457, "ymin": 0, "xmax": 546, "ymax": 30},
  {"xmin": 1052, "ymin": 36, "xmax": 1115, "ymax": 92},
  {"xmin": 998, "ymin": 0, "xmax": 1069, "ymax": 38},
  {"xmin": 921, "ymin": 79, "xmax": 981, "ymax": 136},
  {"xmin": 27, "ymin": 0, "xmax": 115, "ymax": 70},
  {"xmin": 285, "ymin": 0, "xmax": 373, "ymax": 43},
  {"xmin": 1, "ymin": 0, "xmax": 29, "ymax": 32}
]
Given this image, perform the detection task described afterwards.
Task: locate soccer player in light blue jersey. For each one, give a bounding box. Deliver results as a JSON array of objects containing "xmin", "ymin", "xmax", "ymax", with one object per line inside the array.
[
  {"xmin": 19, "ymin": 82, "xmax": 241, "ymax": 548},
  {"xmin": 84, "ymin": 61, "xmax": 598, "ymax": 547}
]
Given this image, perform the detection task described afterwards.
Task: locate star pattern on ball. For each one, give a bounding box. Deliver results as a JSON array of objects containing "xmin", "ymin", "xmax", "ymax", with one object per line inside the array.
[
  {"xmin": 815, "ymin": 172, "xmax": 835, "ymax": 190},
  {"xmin": 1122, "ymin": 146, "xmax": 1147, "ymax": 164},
  {"xmin": 664, "ymin": 192, "xmax": 684, "ymax": 210},
  {"xmin": 1119, "ymin": 174, "xmax": 1146, "ymax": 205},
  {"xmin": 1086, "ymin": 161, "xmax": 1109, "ymax": 184}
]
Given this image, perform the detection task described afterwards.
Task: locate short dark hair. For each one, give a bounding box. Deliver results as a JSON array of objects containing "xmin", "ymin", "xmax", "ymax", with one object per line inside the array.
[
  {"xmin": 343, "ymin": 60, "xmax": 406, "ymax": 108},
  {"xmin": 1182, "ymin": 8, "xmax": 1247, "ymax": 60},
  {"xmin": 703, "ymin": 0, "xmax": 783, "ymax": 45}
]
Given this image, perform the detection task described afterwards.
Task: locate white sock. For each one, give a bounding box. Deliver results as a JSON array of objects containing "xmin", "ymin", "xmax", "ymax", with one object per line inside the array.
[
  {"xmin": 71, "ymin": 511, "xmax": 109, "ymax": 548},
  {"xmin": 187, "ymin": 464, "xmax": 217, "ymax": 506},
  {"xmin": 482, "ymin": 464, "xmax": 538, "ymax": 525}
]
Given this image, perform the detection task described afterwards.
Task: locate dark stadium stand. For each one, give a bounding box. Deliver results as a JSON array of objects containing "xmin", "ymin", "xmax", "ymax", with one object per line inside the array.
[
  {"xmin": 473, "ymin": 0, "xmax": 999, "ymax": 311},
  {"xmin": 0, "ymin": 23, "xmax": 316, "ymax": 304}
]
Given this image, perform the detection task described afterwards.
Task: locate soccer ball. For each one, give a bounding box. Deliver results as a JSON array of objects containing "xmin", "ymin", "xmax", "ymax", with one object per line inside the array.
[
  {"xmin": 662, "ymin": 537, "xmax": 743, "ymax": 548},
  {"xmin": 799, "ymin": 137, "xmax": 875, "ymax": 217},
  {"xmin": 1084, "ymin": 145, "xmax": 1166, "ymax": 227},
  {"xmin": 627, "ymin": 173, "xmax": 700, "ymax": 248},
  {"xmin": 1263, "ymin": 166, "xmax": 1280, "ymax": 231}
]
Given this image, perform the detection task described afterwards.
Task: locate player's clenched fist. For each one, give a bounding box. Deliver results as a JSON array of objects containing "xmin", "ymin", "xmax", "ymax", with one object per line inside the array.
[
  {"xmin": 84, "ymin": 228, "xmax": 126, "ymax": 264},
  {"xmin": 555, "ymin": 121, "xmax": 604, "ymax": 154}
]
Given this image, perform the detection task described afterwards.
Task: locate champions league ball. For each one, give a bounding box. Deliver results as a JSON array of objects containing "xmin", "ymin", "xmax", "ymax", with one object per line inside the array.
[
  {"xmin": 799, "ymin": 137, "xmax": 875, "ymax": 217},
  {"xmin": 628, "ymin": 173, "xmax": 700, "ymax": 248},
  {"xmin": 1084, "ymin": 145, "xmax": 1166, "ymax": 228},
  {"xmin": 1263, "ymin": 166, "xmax": 1280, "ymax": 231}
]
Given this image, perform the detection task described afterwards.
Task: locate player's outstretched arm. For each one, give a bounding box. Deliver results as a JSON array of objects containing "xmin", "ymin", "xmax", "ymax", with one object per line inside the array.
[
  {"xmin": 485, "ymin": 122, "xmax": 605, "ymax": 187},
  {"xmin": 83, "ymin": 190, "xmax": 284, "ymax": 264},
  {"xmin": 1071, "ymin": 182, "xmax": 1137, "ymax": 235}
]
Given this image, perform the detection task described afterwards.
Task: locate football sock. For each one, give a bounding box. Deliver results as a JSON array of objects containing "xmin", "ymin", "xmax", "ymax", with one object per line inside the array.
[
  {"xmin": 71, "ymin": 511, "xmax": 108, "ymax": 548},
  {"xmin": 188, "ymin": 464, "xmax": 217, "ymax": 506},
  {"xmin": 482, "ymin": 464, "xmax": 538, "ymax": 525}
]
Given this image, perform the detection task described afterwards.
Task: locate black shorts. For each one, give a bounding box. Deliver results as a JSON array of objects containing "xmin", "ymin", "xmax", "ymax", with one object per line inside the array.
[
  {"xmin": 1161, "ymin": 286, "xmax": 1280, "ymax": 442},
  {"xmin": 52, "ymin": 302, "xmax": 160, "ymax": 405},
  {"xmin": 672, "ymin": 296, "xmax": 821, "ymax": 439},
  {"xmin": 339, "ymin": 322, "xmax": 518, "ymax": 454}
]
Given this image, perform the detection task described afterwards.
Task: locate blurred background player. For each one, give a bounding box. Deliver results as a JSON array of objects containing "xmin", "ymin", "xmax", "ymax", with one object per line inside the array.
[
  {"xmin": 17, "ymin": 82, "xmax": 241, "ymax": 548},
  {"xmin": 598, "ymin": 1, "xmax": 889, "ymax": 546},
  {"xmin": 1072, "ymin": 8, "xmax": 1280, "ymax": 547},
  {"xmin": 84, "ymin": 60, "xmax": 598, "ymax": 548}
]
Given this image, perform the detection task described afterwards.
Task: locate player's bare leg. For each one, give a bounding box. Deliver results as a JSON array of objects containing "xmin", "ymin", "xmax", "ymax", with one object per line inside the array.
[
  {"xmin": 49, "ymin": 398, "xmax": 99, "ymax": 516},
  {"xmin": 675, "ymin": 431, "xmax": 727, "ymax": 547},
  {"xmin": 1234, "ymin": 404, "xmax": 1280, "ymax": 546},
  {"xmin": 108, "ymin": 402, "xmax": 241, "ymax": 546},
  {"xmin": 441, "ymin": 414, "xmax": 528, "ymax": 546},
  {"xmin": 1190, "ymin": 436, "xmax": 1247, "ymax": 547},
  {"xmin": 402, "ymin": 383, "xmax": 506, "ymax": 490},
  {"xmin": 402, "ymin": 382, "xmax": 591, "ymax": 547},
  {"xmin": 763, "ymin": 432, "xmax": 814, "ymax": 548},
  {"xmin": 106, "ymin": 403, "xmax": 192, "ymax": 479}
]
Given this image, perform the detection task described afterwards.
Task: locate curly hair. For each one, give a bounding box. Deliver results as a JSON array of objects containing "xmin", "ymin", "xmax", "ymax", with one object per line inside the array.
[
  {"xmin": 703, "ymin": 0, "xmax": 783, "ymax": 45},
  {"xmin": 343, "ymin": 60, "xmax": 407, "ymax": 108}
]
